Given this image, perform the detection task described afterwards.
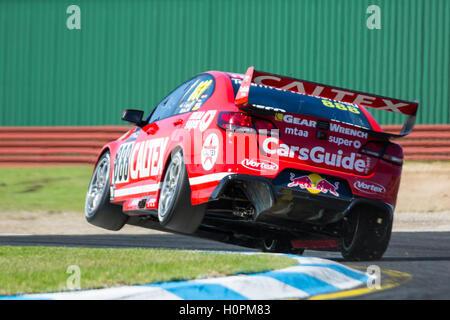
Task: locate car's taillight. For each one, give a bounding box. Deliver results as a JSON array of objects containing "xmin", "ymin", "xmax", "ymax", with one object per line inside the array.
[
  {"xmin": 359, "ymin": 141, "xmax": 403, "ymax": 166},
  {"xmin": 217, "ymin": 112, "xmax": 277, "ymax": 134},
  {"xmin": 359, "ymin": 141, "xmax": 385, "ymax": 158},
  {"xmin": 218, "ymin": 112, "xmax": 255, "ymax": 133},
  {"xmin": 382, "ymin": 143, "xmax": 404, "ymax": 165}
]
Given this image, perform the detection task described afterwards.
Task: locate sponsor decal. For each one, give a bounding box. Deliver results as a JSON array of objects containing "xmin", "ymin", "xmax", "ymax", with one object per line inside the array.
[
  {"xmin": 321, "ymin": 99, "xmax": 360, "ymax": 114},
  {"xmin": 241, "ymin": 158, "xmax": 279, "ymax": 172},
  {"xmin": 274, "ymin": 113, "xmax": 284, "ymax": 121},
  {"xmin": 129, "ymin": 137, "xmax": 168, "ymax": 180},
  {"xmin": 179, "ymin": 80, "xmax": 213, "ymax": 113},
  {"xmin": 185, "ymin": 110, "xmax": 217, "ymax": 132},
  {"xmin": 329, "ymin": 123, "xmax": 368, "ymax": 139},
  {"xmin": 113, "ymin": 142, "xmax": 135, "ymax": 184},
  {"xmin": 232, "ymin": 75, "xmax": 417, "ymax": 115},
  {"xmin": 201, "ymin": 133, "xmax": 219, "ymax": 171},
  {"xmin": 114, "ymin": 138, "xmax": 168, "ymax": 184},
  {"xmin": 288, "ymin": 173, "xmax": 339, "ymax": 196},
  {"xmin": 252, "ymin": 75, "xmax": 417, "ymax": 115},
  {"xmin": 328, "ymin": 136, "xmax": 361, "ymax": 149},
  {"xmin": 353, "ymin": 181, "xmax": 385, "ymax": 194},
  {"xmin": 284, "ymin": 127, "xmax": 309, "ymax": 137},
  {"xmin": 146, "ymin": 196, "xmax": 157, "ymax": 209},
  {"xmin": 187, "ymin": 79, "xmax": 213, "ymax": 102},
  {"xmin": 262, "ymin": 137, "xmax": 367, "ymax": 173},
  {"xmin": 275, "ymin": 113, "xmax": 316, "ymax": 128}
]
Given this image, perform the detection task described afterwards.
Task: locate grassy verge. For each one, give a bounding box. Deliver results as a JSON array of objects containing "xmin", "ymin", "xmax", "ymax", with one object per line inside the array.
[
  {"xmin": 0, "ymin": 166, "xmax": 92, "ymax": 212},
  {"xmin": 0, "ymin": 246, "xmax": 297, "ymax": 296}
]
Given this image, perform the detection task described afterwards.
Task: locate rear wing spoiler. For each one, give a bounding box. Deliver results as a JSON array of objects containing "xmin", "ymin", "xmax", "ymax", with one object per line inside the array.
[{"xmin": 234, "ymin": 66, "xmax": 419, "ymax": 139}]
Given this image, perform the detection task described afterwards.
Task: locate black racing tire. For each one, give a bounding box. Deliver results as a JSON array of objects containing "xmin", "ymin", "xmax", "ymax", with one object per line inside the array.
[
  {"xmin": 85, "ymin": 151, "xmax": 128, "ymax": 231},
  {"xmin": 157, "ymin": 149, "xmax": 206, "ymax": 234},
  {"xmin": 340, "ymin": 207, "xmax": 392, "ymax": 261},
  {"xmin": 261, "ymin": 239, "xmax": 305, "ymax": 255}
]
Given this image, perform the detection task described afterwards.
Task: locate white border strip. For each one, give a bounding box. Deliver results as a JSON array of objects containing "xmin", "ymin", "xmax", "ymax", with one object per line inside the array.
[
  {"xmin": 189, "ymin": 172, "xmax": 235, "ymax": 186},
  {"xmin": 113, "ymin": 183, "xmax": 161, "ymax": 198},
  {"xmin": 113, "ymin": 172, "xmax": 233, "ymax": 198}
]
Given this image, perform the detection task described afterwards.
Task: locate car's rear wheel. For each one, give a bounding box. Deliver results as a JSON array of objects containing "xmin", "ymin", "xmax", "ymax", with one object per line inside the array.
[
  {"xmin": 158, "ymin": 149, "xmax": 206, "ymax": 234},
  {"xmin": 340, "ymin": 207, "xmax": 392, "ymax": 261},
  {"xmin": 85, "ymin": 151, "xmax": 128, "ymax": 231}
]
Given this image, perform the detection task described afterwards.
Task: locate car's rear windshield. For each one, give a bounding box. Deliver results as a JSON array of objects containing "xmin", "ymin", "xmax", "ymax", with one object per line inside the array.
[{"xmin": 230, "ymin": 77, "xmax": 372, "ymax": 129}]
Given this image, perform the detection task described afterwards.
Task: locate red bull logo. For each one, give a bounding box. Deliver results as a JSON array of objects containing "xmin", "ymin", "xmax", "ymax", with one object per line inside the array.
[{"xmin": 287, "ymin": 173, "xmax": 339, "ymax": 196}]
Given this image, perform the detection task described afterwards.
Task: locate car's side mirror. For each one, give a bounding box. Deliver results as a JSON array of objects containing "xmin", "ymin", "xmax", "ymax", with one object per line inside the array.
[{"xmin": 122, "ymin": 109, "xmax": 145, "ymax": 127}]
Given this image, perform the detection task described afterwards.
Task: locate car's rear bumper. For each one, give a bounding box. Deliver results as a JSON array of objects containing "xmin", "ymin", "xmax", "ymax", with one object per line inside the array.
[{"xmin": 209, "ymin": 170, "xmax": 394, "ymax": 226}]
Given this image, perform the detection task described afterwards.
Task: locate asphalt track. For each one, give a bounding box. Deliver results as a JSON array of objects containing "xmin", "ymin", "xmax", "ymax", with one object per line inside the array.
[{"xmin": 1, "ymin": 231, "xmax": 449, "ymax": 299}]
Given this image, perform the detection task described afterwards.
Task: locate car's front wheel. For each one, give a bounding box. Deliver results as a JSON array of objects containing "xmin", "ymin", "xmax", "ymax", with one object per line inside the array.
[{"xmin": 85, "ymin": 151, "xmax": 128, "ymax": 230}]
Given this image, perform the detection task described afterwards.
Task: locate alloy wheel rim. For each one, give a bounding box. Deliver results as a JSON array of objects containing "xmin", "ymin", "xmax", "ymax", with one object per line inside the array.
[
  {"xmin": 85, "ymin": 156, "xmax": 110, "ymax": 218},
  {"xmin": 158, "ymin": 155, "xmax": 182, "ymax": 220}
]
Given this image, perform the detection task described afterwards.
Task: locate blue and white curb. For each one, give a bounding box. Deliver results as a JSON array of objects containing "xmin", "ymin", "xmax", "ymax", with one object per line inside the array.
[{"xmin": 1, "ymin": 254, "xmax": 369, "ymax": 300}]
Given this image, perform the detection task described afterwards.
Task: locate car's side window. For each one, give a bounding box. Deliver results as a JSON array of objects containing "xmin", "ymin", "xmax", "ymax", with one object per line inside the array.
[
  {"xmin": 175, "ymin": 74, "xmax": 215, "ymax": 114},
  {"xmin": 148, "ymin": 78, "xmax": 196, "ymax": 123}
]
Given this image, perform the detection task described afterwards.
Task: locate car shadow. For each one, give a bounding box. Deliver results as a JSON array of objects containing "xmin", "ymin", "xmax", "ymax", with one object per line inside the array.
[
  {"xmin": 0, "ymin": 234, "xmax": 257, "ymax": 251},
  {"xmin": 2, "ymin": 232, "xmax": 449, "ymax": 264}
]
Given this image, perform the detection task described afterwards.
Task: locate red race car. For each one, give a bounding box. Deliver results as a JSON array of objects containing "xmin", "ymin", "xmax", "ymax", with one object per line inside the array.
[{"xmin": 85, "ymin": 67, "xmax": 419, "ymax": 260}]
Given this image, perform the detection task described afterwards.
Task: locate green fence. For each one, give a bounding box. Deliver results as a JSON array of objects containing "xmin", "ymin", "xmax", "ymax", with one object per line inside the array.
[{"xmin": 0, "ymin": 0, "xmax": 448, "ymax": 126}]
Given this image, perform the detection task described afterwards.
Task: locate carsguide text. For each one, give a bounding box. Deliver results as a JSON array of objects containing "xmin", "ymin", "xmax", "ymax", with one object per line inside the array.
[{"xmin": 262, "ymin": 137, "xmax": 367, "ymax": 172}]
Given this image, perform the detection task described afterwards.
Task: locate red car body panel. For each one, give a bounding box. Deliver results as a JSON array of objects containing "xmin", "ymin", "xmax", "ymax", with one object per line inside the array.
[{"xmin": 97, "ymin": 69, "xmax": 415, "ymax": 224}]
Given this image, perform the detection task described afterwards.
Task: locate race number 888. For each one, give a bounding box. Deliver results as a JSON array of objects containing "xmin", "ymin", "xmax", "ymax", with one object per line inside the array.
[
  {"xmin": 113, "ymin": 142, "xmax": 134, "ymax": 184},
  {"xmin": 321, "ymin": 99, "xmax": 360, "ymax": 114}
]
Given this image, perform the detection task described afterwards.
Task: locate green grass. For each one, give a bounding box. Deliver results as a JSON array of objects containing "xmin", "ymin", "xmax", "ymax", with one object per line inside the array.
[
  {"xmin": 0, "ymin": 246, "xmax": 297, "ymax": 296},
  {"xmin": 0, "ymin": 166, "xmax": 92, "ymax": 212}
]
